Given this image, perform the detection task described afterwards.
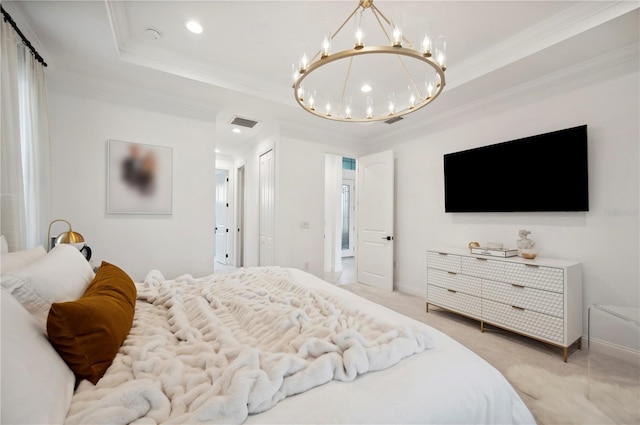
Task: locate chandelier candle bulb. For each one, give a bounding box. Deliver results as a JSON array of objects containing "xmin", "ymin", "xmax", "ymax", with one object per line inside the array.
[
  {"xmin": 409, "ymin": 93, "xmax": 416, "ymax": 108},
  {"xmin": 436, "ymin": 36, "xmax": 447, "ymax": 70},
  {"xmin": 427, "ymin": 82, "xmax": 434, "ymax": 98},
  {"xmin": 422, "ymin": 34, "xmax": 432, "ymax": 57},
  {"xmin": 292, "ymin": 65, "xmax": 300, "ymax": 85},
  {"xmin": 308, "ymin": 93, "xmax": 315, "ymax": 110},
  {"xmin": 355, "ymin": 26, "xmax": 365, "ymax": 49},
  {"xmin": 300, "ymin": 53, "xmax": 308, "ymax": 72},
  {"xmin": 321, "ymin": 36, "xmax": 331, "ymax": 58},
  {"xmin": 392, "ymin": 26, "xmax": 402, "ymax": 47}
]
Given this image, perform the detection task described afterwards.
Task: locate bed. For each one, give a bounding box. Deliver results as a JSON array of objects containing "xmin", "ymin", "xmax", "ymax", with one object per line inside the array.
[{"xmin": 1, "ymin": 243, "xmax": 536, "ymax": 424}]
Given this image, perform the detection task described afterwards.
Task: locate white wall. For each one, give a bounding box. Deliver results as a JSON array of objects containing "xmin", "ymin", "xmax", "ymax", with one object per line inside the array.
[
  {"xmin": 392, "ymin": 60, "xmax": 639, "ymax": 347},
  {"xmin": 48, "ymin": 90, "xmax": 216, "ymax": 281}
]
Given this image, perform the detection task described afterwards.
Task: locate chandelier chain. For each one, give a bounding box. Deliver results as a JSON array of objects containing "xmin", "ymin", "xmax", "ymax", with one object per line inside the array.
[{"xmin": 338, "ymin": 56, "xmax": 355, "ymax": 116}]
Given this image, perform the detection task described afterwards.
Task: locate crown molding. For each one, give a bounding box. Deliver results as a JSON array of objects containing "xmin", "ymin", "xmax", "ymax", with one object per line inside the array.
[
  {"xmin": 103, "ymin": 0, "xmax": 290, "ymax": 108},
  {"xmin": 447, "ymin": 1, "xmax": 639, "ymax": 91},
  {"xmin": 104, "ymin": 0, "xmax": 130, "ymax": 56},
  {"xmin": 368, "ymin": 42, "xmax": 639, "ymax": 152},
  {"xmin": 47, "ymin": 69, "xmax": 223, "ymax": 122}
]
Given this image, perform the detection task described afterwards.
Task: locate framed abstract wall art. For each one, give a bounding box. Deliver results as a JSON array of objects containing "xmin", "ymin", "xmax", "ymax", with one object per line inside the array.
[{"xmin": 107, "ymin": 140, "xmax": 173, "ymax": 214}]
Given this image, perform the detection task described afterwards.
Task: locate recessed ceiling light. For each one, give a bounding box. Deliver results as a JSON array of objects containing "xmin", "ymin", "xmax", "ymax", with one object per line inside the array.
[
  {"xmin": 360, "ymin": 84, "xmax": 372, "ymax": 93},
  {"xmin": 186, "ymin": 20, "xmax": 203, "ymax": 34},
  {"xmin": 232, "ymin": 128, "xmax": 241, "ymax": 134},
  {"xmin": 215, "ymin": 149, "xmax": 220, "ymax": 153}
]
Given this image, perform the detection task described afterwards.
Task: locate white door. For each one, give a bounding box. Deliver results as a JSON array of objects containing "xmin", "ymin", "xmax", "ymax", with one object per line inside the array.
[
  {"xmin": 259, "ymin": 149, "xmax": 275, "ymax": 266},
  {"xmin": 357, "ymin": 150, "xmax": 394, "ymax": 290},
  {"xmin": 215, "ymin": 169, "xmax": 229, "ymax": 265}
]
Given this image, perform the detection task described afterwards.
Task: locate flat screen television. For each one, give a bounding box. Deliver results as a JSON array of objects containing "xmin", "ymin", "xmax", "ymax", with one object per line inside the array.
[{"xmin": 444, "ymin": 125, "xmax": 589, "ymax": 212}]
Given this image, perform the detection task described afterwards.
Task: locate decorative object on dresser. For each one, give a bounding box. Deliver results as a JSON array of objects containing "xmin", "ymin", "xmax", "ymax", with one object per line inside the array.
[
  {"xmin": 467, "ymin": 241, "xmax": 480, "ymax": 252},
  {"xmin": 517, "ymin": 229, "xmax": 537, "ymax": 259},
  {"xmin": 426, "ymin": 248, "xmax": 583, "ymax": 361}
]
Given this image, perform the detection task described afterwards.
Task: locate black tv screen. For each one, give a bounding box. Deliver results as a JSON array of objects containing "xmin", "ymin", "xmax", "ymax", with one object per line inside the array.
[{"xmin": 444, "ymin": 125, "xmax": 589, "ymax": 212}]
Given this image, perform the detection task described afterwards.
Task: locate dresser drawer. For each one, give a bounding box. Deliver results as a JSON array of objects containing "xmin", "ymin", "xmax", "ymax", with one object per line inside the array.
[
  {"xmin": 461, "ymin": 256, "xmax": 505, "ymax": 279},
  {"xmin": 428, "ymin": 269, "xmax": 482, "ymax": 297},
  {"xmin": 503, "ymin": 263, "xmax": 564, "ymax": 293},
  {"xmin": 427, "ymin": 285, "xmax": 481, "ymax": 318},
  {"xmin": 483, "ymin": 299, "xmax": 563, "ymax": 344},
  {"xmin": 482, "ymin": 280, "xmax": 563, "ymax": 318},
  {"xmin": 427, "ymin": 251, "xmax": 461, "ymax": 273}
]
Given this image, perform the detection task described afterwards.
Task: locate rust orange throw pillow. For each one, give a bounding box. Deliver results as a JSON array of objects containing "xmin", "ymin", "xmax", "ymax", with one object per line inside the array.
[{"xmin": 47, "ymin": 261, "xmax": 136, "ymax": 384}]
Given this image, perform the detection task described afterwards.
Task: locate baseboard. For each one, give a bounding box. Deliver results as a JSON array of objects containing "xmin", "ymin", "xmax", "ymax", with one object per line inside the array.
[{"xmin": 584, "ymin": 336, "xmax": 640, "ymax": 365}]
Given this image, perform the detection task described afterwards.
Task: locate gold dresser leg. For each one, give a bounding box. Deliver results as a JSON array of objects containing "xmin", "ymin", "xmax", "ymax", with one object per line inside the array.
[
  {"xmin": 480, "ymin": 321, "xmax": 484, "ymax": 333},
  {"xmin": 426, "ymin": 303, "xmax": 429, "ymax": 313},
  {"xmin": 563, "ymin": 347, "xmax": 568, "ymax": 362}
]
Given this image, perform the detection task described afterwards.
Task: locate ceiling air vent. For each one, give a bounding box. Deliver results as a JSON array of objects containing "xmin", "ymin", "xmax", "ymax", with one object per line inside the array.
[
  {"xmin": 384, "ymin": 116, "xmax": 404, "ymax": 125},
  {"xmin": 229, "ymin": 116, "xmax": 259, "ymax": 128}
]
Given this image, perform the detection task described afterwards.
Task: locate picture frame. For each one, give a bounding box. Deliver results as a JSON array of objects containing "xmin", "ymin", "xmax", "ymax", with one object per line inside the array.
[{"xmin": 106, "ymin": 140, "xmax": 173, "ymax": 214}]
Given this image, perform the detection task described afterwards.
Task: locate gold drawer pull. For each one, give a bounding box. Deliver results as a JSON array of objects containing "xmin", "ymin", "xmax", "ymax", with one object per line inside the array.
[
  {"xmin": 512, "ymin": 305, "xmax": 525, "ymax": 311},
  {"xmin": 511, "ymin": 284, "xmax": 525, "ymax": 289},
  {"xmin": 447, "ymin": 271, "xmax": 457, "ymax": 275},
  {"xmin": 476, "ymin": 258, "xmax": 488, "ymax": 261},
  {"xmin": 525, "ymin": 264, "xmax": 539, "ymax": 269},
  {"xmin": 447, "ymin": 289, "xmax": 457, "ymax": 293},
  {"xmin": 438, "ymin": 252, "xmax": 448, "ymax": 256}
]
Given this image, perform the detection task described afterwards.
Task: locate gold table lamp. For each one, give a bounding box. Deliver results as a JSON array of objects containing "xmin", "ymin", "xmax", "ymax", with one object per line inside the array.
[{"xmin": 46, "ymin": 219, "xmax": 85, "ymax": 251}]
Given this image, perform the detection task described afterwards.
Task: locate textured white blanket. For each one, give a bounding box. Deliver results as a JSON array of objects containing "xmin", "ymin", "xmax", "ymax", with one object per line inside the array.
[{"xmin": 65, "ymin": 267, "xmax": 434, "ymax": 424}]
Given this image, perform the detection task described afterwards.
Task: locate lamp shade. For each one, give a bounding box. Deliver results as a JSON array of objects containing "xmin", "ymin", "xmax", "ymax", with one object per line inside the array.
[
  {"xmin": 54, "ymin": 231, "xmax": 85, "ymax": 245},
  {"xmin": 47, "ymin": 219, "xmax": 85, "ymax": 251}
]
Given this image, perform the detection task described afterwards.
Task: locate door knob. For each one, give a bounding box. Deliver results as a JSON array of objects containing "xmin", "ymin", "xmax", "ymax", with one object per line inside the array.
[{"xmin": 382, "ymin": 236, "xmax": 394, "ymax": 241}]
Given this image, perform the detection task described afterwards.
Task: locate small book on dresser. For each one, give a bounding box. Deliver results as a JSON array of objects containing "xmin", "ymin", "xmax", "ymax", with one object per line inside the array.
[{"xmin": 471, "ymin": 247, "xmax": 518, "ymax": 257}]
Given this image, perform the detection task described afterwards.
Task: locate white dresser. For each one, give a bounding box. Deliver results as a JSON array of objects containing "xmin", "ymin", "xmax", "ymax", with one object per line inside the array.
[{"xmin": 426, "ymin": 248, "xmax": 583, "ymax": 361}]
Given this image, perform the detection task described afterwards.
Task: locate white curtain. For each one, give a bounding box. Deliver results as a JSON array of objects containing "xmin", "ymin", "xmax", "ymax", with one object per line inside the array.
[{"xmin": 1, "ymin": 18, "xmax": 51, "ymax": 251}]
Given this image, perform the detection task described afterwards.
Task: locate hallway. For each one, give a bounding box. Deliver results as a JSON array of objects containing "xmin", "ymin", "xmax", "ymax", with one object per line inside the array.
[{"xmin": 323, "ymin": 256, "xmax": 356, "ymax": 285}]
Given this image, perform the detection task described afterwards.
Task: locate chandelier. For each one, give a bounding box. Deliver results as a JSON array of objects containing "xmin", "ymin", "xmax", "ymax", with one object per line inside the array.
[{"xmin": 292, "ymin": 0, "xmax": 447, "ymax": 123}]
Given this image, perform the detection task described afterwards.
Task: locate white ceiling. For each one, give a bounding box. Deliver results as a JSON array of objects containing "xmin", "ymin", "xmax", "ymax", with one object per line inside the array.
[{"xmin": 5, "ymin": 1, "xmax": 639, "ymax": 155}]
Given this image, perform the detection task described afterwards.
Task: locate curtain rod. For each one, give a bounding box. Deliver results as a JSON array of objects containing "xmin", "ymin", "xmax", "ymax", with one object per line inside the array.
[{"xmin": 1, "ymin": 6, "xmax": 47, "ymax": 67}]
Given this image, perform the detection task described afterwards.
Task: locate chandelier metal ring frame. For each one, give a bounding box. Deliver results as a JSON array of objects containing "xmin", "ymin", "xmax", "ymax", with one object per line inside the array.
[{"xmin": 292, "ymin": 0, "xmax": 447, "ymax": 123}]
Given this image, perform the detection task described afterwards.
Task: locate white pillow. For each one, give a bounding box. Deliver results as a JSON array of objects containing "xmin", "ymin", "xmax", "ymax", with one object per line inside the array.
[
  {"xmin": 1, "ymin": 290, "xmax": 75, "ymax": 424},
  {"xmin": 0, "ymin": 235, "xmax": 8, "ymax": 253},
  {"xmin": 0, "ymin": 245, "xmax": 46, "ymax": 274},
  {"xmin": 1, "ymin": 244, "xmax": 95, "ymax": 331}
]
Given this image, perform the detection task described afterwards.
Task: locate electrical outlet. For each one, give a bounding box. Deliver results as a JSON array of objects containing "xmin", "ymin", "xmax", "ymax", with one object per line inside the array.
[{"xmin": 300, "ymin": 221, "xmax": 310, "ymax": 229}]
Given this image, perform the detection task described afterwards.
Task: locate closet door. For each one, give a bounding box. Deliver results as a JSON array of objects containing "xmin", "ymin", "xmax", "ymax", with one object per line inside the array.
[
  {"xmin": 215, "ymin": 169, "xmax": 229, "ymax": 265},
  {"xmin": 259, "ymin": 149, "xmax": 275, "ymax": 266}
]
